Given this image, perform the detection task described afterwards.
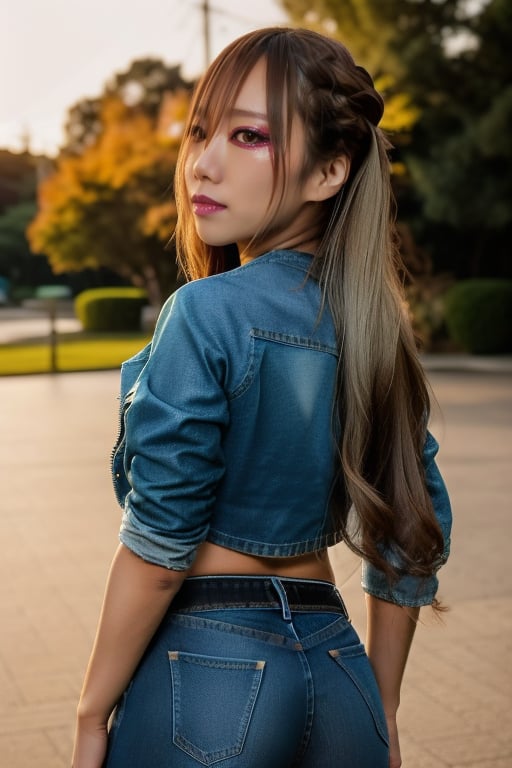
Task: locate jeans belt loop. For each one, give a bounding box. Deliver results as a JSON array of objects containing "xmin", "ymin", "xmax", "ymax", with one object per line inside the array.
[{"xmin": 270, "ymin": 576, "xmax": 292, "ymax": 622}]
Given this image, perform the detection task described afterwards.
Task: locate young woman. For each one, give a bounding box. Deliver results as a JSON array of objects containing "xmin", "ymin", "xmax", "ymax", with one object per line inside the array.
[{"xmin": 72, "ymin": 27, "xmax": 451, "ymax": 768}]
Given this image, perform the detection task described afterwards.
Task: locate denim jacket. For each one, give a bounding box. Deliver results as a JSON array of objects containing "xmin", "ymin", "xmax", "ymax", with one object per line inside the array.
[{"xmin": 112, "ymin": 249, "xmax": 451, "ymax": 607}]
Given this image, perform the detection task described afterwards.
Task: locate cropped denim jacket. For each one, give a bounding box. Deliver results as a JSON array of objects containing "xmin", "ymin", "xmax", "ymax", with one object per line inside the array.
[{"xmin": 112, "ymin": 249, "xmax": 452, "ymax": 607}]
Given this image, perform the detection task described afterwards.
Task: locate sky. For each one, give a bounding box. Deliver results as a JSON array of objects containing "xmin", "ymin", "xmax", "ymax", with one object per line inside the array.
[
  {"xmin": 0, "ymin": 0, "xmax": 287, "ymax": 156},
  {"xmin": 1, "ymin": 0, "xmax": 488, "ymax": 157}
]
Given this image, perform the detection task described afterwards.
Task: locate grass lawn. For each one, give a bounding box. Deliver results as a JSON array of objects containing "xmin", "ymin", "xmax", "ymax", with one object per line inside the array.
[{"xmin": 0, "ymin": 333, "xmax": 151, "ymax": 376}]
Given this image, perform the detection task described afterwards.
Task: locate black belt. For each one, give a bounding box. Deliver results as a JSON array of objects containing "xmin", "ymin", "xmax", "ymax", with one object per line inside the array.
[{"xmin": 170, "ymin": 576, "xmax": 348, "ymax": 618}]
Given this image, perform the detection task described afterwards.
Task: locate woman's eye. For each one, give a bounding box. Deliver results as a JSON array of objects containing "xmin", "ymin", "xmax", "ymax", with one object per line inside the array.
[
  {"xmin": 189, "ymin": 124, "xmax": 206, "ymax": 141},
  {"xmin": 231, "ymin": 128, "xmax": 270, "ymax": 147}
]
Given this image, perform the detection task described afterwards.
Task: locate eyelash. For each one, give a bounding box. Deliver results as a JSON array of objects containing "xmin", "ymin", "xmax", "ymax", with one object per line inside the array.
[
  {"xmin": 189, "ymin": 124, "xmax": 270, "ymax": 148},
  {"xmin": 189, "ymin": 124, "xmax": 206, "ymax": 142},
  {"xmin": 230, "ymin": 128, "xmax": 271, "ymax": 148}
]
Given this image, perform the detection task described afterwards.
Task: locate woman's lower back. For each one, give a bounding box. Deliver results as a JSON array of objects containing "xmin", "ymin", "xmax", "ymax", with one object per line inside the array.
[{"xmin": 188, "ymin": 542, "xmax": 336, "ymax": 583}]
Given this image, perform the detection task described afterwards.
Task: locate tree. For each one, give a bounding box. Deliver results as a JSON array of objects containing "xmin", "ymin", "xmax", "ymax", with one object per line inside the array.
[
  {"xmin": 30, "ymin": 57, "xmax": 194, "ymax": 304},
  {"xmin": 279, "ymin": 0, "xmax": 466, "ymax": 130},
  {"xmin": 280, "ymin": 0, "xmax": 479, "ymax": 102},
  {"xmin": 0, "ymin": 151, "xmax": 57, "ymax": 291},
  {"xmin": 0, "ymin": 201, "xmax": 54, "ymax": 286},
  {"xmin": 280, "ymin": 0, "xmax": 510, "ymax": 279},
  {"xmin": 0, "ymin": 150, "xmax": 38, "ymax": 212},
  {"xmin": 63, "ymin": 58, "xmax": 191, "ymax": 156},
  {"xmin": 106, "ymin": 58, "xmax": 189, "ymax": 119},
  {"xmin": 405, "ymin": 0, "xmax": 512, "ymax": 277},
  {"xmin": 28, "ymin": 97, "xmax": 181, "ymax": 306},
  {"xmin": 63, "ymin": 97, "xmax": 104, "ymax": 158},
  {"xmin": 281, "ymin": 0, "xmax": 400, "ymax": 79}
]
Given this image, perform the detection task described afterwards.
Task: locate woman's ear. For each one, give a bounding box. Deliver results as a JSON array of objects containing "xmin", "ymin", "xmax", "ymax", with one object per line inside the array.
[{"xmin": 306, "ymin": 156, "xmax": 350, "ymax": 202}]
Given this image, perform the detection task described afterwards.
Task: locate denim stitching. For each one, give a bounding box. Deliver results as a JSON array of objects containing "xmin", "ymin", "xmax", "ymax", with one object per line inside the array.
[
  {"xmin": 328, "ymin": 646, "xmax": 389, "ymax": 745},
  {"xmin": 169, "ymin": 652, "xmax": 265, "ymax": 764},
  {"xmin": 166, "ymin": 612, "xmax": 352, "ymax": 652},
  {"xmin": 251, "ymin": 328, "xmax": 337, "ymax": 355}
]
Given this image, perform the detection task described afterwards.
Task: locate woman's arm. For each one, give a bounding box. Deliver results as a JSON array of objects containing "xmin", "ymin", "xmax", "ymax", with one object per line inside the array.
[
  {"xmin": 72, "ymin": 543, "xmax": 186, "ymax": 768},
  {"xmin": 365, "ymin": 594, "xmax": 420, "ymax": 768}
]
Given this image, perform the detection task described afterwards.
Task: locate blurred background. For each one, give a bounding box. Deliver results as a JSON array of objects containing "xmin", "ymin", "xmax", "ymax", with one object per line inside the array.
[{"xmin": 0, "ymin": 0, "xmax": 511, "ymax": 374}]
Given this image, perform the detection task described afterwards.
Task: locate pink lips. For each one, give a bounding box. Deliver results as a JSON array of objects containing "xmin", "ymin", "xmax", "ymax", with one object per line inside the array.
[{"xmin": 191, "ymin": 194, "xmax": 227, "ymax": 215}]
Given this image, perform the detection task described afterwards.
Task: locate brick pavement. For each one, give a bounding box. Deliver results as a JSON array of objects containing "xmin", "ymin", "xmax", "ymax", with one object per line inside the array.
[{"xmin": 0, "ymin": 367, "xmax": 511, "ymax": 767}]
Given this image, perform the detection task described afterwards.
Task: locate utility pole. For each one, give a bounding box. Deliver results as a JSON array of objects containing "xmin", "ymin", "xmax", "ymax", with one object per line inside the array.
[{"xmin": 201, "ymin": 0, "xmax": 211, "ymax": 70}]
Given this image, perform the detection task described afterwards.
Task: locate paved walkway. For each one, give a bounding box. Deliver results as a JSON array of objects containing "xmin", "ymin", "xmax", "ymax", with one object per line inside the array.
[
  {"xmin": 0, "ymin": 367, "xmax": 511, "ymax": 767},
  {"xmin": 0, "ymin": 305, "xmax": 81, "ymax": 345}
]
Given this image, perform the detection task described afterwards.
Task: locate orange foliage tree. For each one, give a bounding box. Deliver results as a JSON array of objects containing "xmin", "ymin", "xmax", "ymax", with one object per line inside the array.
[{"xmin": 28, "ymin": 94, "xmax": 187, "ymax": 306}]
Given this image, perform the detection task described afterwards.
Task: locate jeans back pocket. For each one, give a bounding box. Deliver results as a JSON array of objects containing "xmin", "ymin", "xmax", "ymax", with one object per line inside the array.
[
  {"xmin": 168, "ymin": 651, "xmax": 265, "ymax": 765},
  {"xmin": 328, "ymin": 643, "xmax": 389, "ymax": 746}
]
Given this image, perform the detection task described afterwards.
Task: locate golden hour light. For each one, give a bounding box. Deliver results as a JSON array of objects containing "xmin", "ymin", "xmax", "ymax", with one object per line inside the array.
[
  {"xmin": 1, "ymin": 6, "xmax": 510, "ymax": 768},
  {"xmin": 0, "ymin": 0, "xmax": 286, "ymax": 156}
]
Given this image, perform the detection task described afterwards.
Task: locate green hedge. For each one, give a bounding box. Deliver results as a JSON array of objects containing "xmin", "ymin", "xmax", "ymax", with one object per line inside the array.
[
  {"xmin": 444, "ymin": 279, "xmax": 512, "ymax": 354},
  {"xmin": 75, "ymin": 287, "xmax": 148, "ymax": 332}
]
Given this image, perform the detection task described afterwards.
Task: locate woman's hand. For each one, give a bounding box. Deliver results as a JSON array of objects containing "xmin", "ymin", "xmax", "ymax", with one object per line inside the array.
[
  {"xmin": 386, "ymin": 714, "xmax": 402, "ymax": 768},
  {"xmin": 71, "ymin": 715, "xmax": 108, "ymax": 768}
]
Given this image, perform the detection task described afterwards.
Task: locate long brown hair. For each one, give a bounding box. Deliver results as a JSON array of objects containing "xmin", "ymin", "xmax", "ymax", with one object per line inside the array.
[{"xmin": 174, "ymin": 27, "xmax": 445, "ymax": 593}]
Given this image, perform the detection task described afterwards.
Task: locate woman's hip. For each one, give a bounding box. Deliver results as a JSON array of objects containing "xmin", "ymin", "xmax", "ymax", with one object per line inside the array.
[{"xmin": 105, "ymin": 577, "xmax": 389, "ymax": 767}]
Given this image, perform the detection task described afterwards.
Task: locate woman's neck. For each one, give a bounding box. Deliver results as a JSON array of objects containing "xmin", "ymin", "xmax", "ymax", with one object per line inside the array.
[{"xmin": 239, "ymin": 235, "xmax": 320, "ymax": 264}]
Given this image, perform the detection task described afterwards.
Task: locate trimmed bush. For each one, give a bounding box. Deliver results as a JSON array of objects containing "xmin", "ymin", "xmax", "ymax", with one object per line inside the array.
[
  {"xmin": 75, "ymin": 287, "xmax": 148, "ymax": 332},
  {"xmin": 444, "ymin": 279, "xmax": 512, "ymax": 354}
]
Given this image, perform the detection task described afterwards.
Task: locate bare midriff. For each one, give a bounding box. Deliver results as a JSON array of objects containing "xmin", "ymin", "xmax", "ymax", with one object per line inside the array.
[{"xmin": 188, "ymin": 541, "xmax": 335, "ymax": 583}]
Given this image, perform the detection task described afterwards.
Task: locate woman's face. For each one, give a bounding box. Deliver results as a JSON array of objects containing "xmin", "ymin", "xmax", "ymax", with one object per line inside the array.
[{"xmin": 184, "ymin": 57, "xmax": 323, "ymax": 261}]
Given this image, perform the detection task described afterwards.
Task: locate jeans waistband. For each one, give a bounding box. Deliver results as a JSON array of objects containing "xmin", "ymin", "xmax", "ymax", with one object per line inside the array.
[{"xmin": 170, "ymin": 575, "xmax": 348, "ymax": 621}]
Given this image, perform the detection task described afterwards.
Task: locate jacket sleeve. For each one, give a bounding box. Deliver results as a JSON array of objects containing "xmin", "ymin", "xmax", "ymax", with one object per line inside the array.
[
  {"xmin": 361, "ymin": 431, "xmax": 452, "ymax": 606},
  {"xmin": 118, "ymin": 286, "xmax": 229, "ymax": 570}
]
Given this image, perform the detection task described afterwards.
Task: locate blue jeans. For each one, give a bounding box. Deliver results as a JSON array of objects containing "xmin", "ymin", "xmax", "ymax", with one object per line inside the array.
[{"xmin": 105, "ymin": 576, "xmax": 389, "ymax": 767}]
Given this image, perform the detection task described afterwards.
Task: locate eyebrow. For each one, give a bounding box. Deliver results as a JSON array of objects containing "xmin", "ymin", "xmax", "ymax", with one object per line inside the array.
[{"xmin": 230, "ymin": 108, "xmax": 268, "ymax": 121}]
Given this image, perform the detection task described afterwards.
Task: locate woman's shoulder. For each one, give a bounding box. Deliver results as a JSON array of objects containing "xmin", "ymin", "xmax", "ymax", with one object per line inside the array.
[
  {"xmin": 154, "ymin": 268, "xmax": 251, "ymax": 347},
  {"xmin": 155, "ymin": 249, "xmax": 318, "ymax": 347},
  {"xmin": 173, "ymin": 249, "xmax": 313, "ymax": 302},
  {"xmin": 162, "ymin": 273, "xmax": 242, "ymax": 327}
]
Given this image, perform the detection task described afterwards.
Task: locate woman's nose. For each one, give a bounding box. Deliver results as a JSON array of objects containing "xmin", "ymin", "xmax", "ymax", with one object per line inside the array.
[{"xmin": 192, "ymin": 135, "xmax": 224, "ymax": 182}]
